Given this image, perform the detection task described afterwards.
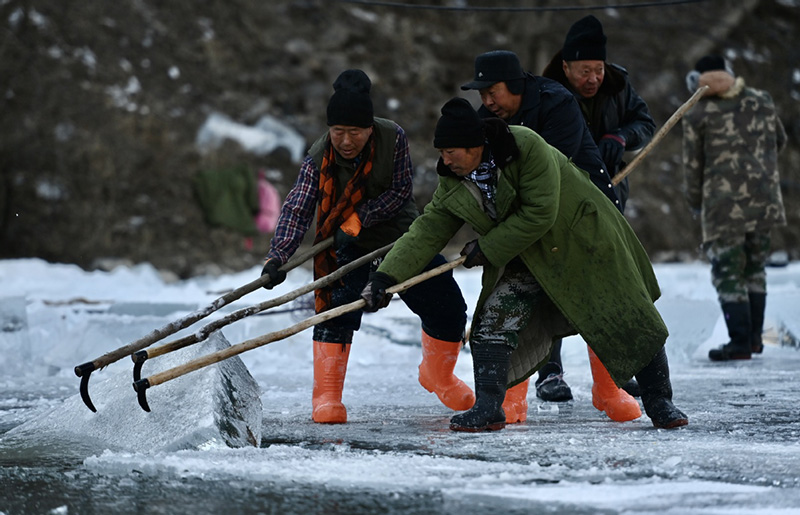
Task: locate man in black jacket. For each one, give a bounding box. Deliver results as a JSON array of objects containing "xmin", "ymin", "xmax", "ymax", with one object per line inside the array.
[
  {"xmin": 537, "ymin": 14, "xmax": 657, "ymax": 419},
  {"xmin": 461, "ymin": 50, "xmax": 643, "ymax": 424},
  {"xmin": 462, "ymin": 50, "xmax": 619, "ymax": 212},
  {"xmin": 542, "ymin": 15, "xmax": 656, "ymax": 212}
]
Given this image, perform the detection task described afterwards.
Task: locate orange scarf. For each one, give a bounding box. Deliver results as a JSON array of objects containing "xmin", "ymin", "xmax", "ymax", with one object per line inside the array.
[{"xmin": 313, "ymin": 137, "xmax": 375, "ymax": 313}]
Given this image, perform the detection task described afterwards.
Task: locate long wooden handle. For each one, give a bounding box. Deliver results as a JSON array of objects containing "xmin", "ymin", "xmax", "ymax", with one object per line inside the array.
[
  {"xmin": 140, "ymin": 256, "xmax": 466, "ymax": 389},
  {"xmin": 75, "ymin": 237, "xmax": 333, "ymax": 375},
  {"xmin": 139, "ymin": 242, "xmax": 395, "ymax": 361},
  {"xmin": 611, "ymin": 85, "xmax": 709, "ymax": 186}
]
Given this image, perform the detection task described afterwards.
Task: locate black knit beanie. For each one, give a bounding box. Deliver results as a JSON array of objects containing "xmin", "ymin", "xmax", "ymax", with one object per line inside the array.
[
  {"xmin": 433, "ymin": 98, "xmax": 485, "ymax": 149},
  {"xmin": 562, "ymin": 15, "xmax": 607, "ymax": 62},
  {"xmin": 326, "ymin": 69, "xmax": 374, "ymax": 128},
  {"xmin": 694, "ymin": 55, "xmax": 733, "ymax": 75}
]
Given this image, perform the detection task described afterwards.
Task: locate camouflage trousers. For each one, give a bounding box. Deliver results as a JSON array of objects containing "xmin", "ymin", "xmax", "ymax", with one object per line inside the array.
[
  {"xmin": 470, "ymin": 260, "xmax": 553, "ymax": 349},
  {"xmin": 704, "ymin": 231, "xmax": 771, "ymax": 303}
]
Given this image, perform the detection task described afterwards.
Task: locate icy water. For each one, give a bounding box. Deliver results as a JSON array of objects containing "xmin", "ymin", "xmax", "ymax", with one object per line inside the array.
[
  {"xmin": 3, "ymin": 352, "xmax": 800, "ymax": 515},
  {"xmin": 2, "ymin": 260, "xmax": 800, "ymax": 514}
]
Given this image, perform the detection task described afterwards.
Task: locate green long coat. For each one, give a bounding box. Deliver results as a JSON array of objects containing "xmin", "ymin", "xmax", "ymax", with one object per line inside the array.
[{"xmin": 378, "ymin": 124, "xmax": 668, "ymax": 386}]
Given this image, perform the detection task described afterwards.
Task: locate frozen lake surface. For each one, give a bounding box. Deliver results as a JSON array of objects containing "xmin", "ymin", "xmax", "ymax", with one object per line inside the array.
[{"xmin": 1, "ymin": 258, "xmax": 800, "ymax": 514}]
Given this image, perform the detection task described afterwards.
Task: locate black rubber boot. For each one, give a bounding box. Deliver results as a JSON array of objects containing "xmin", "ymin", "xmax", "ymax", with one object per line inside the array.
[
  {"xmin": 534, "ymin": 362, "xmax": 573, "ymax": 402},
  {"xmin": 635, "ymin": 347, "xmax": 688, "ymax": 429},
  {"xmin": 535, "ymin": 338, "xmax": 573, "ymax": 402},
  {"xmin": 450, "ymin": 343, "xmax": 512, "ymax": 432},
  {"xmin": 749, "ymin": 292, "xmax": 766, "ymax": 354},
  {"xmin": 709, "ymin": 302, "xmax": 753, "ymax": 361},
  {"xmin": 621, "ymin": 378, "xmax": 641, "ymax": 398}
]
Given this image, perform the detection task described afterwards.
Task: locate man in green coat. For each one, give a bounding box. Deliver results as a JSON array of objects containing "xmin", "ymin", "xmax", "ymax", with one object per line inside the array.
[{"xmin": 361, "ymin": 98, "xmax": 688, "ymax": 432}]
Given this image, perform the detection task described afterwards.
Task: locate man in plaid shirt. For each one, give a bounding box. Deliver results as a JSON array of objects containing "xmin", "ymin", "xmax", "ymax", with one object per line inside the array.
[{"xmin": 261, "ymin": 69, "xmax": 473, "ymax": 424}]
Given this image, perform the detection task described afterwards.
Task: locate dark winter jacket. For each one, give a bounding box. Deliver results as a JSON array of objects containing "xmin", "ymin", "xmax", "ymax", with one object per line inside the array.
[
  {"xmin": 378, "ymin": 120, "xmax": 668, "ymax": 387},
  {"xmin": 542, "ymin": 53, "xmax": 656, "ymax": 206},
  {"xmin": 478, "ymin": 73, "xmax": 620, "ymax": 211}
]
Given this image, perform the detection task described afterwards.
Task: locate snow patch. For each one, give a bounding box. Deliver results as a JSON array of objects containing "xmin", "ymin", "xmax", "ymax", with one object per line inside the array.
[{"xmin": 195, "ymin": 112, "xmax": 305, "ymax": 163}]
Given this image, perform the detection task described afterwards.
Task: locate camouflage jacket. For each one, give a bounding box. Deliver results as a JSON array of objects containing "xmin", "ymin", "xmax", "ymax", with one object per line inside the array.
[{"xmin": 682, "ymin": 75, "xmax": 787, "ymax": 243}]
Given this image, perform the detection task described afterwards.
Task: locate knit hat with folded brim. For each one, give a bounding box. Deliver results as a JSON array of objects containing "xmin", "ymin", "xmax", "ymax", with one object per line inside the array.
[
  {"xmin": 562, "ymin": 15, "xmax": 607, "ymax": 62},
  {"xmin": 327, "ymin": 69, "xmax": 374, "ymax": 128},
  {"xmin": 433, "ymin": 98, "xmax": 485, "ymax": 149},
  {"xmin": 685, "ymin": 55, "xmax": 735, "ymax": 93}
]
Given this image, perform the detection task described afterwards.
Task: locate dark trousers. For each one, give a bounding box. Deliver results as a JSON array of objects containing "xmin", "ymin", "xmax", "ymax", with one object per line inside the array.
[{"xmin": 313, "ymin": 246, "xmax": 467, "ymax": 344}]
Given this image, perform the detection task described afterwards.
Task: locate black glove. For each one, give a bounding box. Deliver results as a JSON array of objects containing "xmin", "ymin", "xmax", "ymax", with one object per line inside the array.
[
  {"xmin": 360, "ymin": 271, "xmax": 396, "ymax": 312},
  {"xmin": 460, "ymin": 239, "xmax": 489, "ymax": 268},
  {"xmin": 260, "ymin": 258, "xmax": 287, "ymax": 290},
  {"xmin": 598, "ymin": 133, "xmax": 626, "ymax": 171},
  {"xmin": 334, "ymin": 227, "xmax": 359, "ymax": 249}
]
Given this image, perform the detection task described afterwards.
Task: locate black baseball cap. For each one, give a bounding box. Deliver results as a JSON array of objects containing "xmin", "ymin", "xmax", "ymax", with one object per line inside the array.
[{"xmin": 461, "ymin": 50, "xmax": 525, "ymax": 90}]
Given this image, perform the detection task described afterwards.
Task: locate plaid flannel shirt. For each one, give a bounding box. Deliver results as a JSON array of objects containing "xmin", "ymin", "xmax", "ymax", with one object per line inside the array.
[{"xmin": 266, "ymin": 124, "xmax": 413, "ymax": 264}]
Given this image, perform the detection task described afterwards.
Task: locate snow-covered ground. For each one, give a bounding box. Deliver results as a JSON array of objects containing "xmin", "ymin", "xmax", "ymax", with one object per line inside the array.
[{"xmin": 1, "ymin": 257, "xmax": 800, "ymax": 514}]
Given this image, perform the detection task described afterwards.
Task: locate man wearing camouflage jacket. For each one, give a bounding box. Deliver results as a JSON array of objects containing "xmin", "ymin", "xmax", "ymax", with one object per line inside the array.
[{"xmin": 682, "ymin": 55, "xmax": 787, "ymax": 362}]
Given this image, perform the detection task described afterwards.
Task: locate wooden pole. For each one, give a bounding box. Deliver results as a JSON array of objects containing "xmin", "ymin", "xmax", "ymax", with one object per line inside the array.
[
  {"xmin": 136, "ymin": 242, "xmax": 395, "ymax": 362},
  {"xmin": 75, "ymin": 237, "xmax": 332, "ymax": 375},
  {"xmin": 612, "ymin": 85, "xmax": 708, "ymax": 186},
  {"xmin": 135, "ymin": 257, "xmax": 466, "ymax": 392}
]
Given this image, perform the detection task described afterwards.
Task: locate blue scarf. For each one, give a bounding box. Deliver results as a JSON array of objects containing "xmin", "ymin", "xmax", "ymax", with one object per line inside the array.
[{"xmin": 467, "ymin": 155, "xmax": 498, "ymax": 220}]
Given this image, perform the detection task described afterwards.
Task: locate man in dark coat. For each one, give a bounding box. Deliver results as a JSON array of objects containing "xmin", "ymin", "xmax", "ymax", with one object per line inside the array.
[
  {"xmin": 360, "ymin": 98, "xmax": 688, "ymax": 432},
  {"xmin": 542, "ymin": 14, "xmax": 655, "ymax": 212},
  {"xmin": 462, "ymin": 50, "xmax": 620, "ymax": 211},
  {"xmin": 262, "ymin": 70, "xmax": 474, "ymax": 424},
  {"xmin": 460, "ymin": 50, "xmax": 639, "ymax": 423},
  {"xmin": 538, "ymin": 14, "xmax": 656, "ymax": 418}
]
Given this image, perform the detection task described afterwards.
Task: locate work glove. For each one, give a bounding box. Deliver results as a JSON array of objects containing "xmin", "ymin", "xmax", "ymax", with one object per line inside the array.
[
  {"xmin": 260, "ymin": 258, "xmax": 287, "ymax": 290},
  {"xmin": 598, "ymin": 133, "xmax": 626, "ymax": 170},
  {"xmin": 460, "ymin": 239, "xmax": 489, "ymax": 268},
  {"xmin": 334, "ymin": 228, "xmax": 359, "ymax": 249},
  {"xmin": 360, "ymin": 271, "xmax": 396, "ymax": 312},
  {"xmin": 335, "ymin": 212, "xmax": 362, "ymax": 249}
]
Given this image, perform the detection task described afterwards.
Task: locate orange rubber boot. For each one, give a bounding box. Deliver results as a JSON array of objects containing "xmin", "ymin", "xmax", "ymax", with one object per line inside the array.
[
  {"xmin": 418, "ymin": 332, "xmax": 476, "ymax": 411},
  {"xmin": 588, "ymin": 347, "xmax": 641, "ymax": 422},
  {"xmin": 312, "ymin": 341, "xmax": 351, "ymax": 424},
  {"xmin": 501, "ymin": 379, "xmax": 529, "ymax": 423}
]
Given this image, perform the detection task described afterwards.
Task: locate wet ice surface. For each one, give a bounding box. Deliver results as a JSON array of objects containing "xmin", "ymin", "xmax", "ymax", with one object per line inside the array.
[{"xmin": 1, "ymin": 258, "xmax": 800, "ymax": 514}]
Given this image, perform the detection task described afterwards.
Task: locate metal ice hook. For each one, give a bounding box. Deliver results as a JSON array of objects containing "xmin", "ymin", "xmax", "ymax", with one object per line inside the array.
[{"xmin": 74, "ymin": 362, "xmax": 98, "ymax": 413}]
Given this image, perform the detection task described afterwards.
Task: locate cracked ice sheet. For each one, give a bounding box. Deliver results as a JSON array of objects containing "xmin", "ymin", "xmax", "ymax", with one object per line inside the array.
[
  {"xmin": 83, "ymin": 444, "xmax": 564, "ymax": 486},
  {"xmin": 460, "ymin": 480, "xmax": 782, "ymax": 514},
  {"xmin": 82, "ymin": 445, "xmax": 776, "ymax": 513}
]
